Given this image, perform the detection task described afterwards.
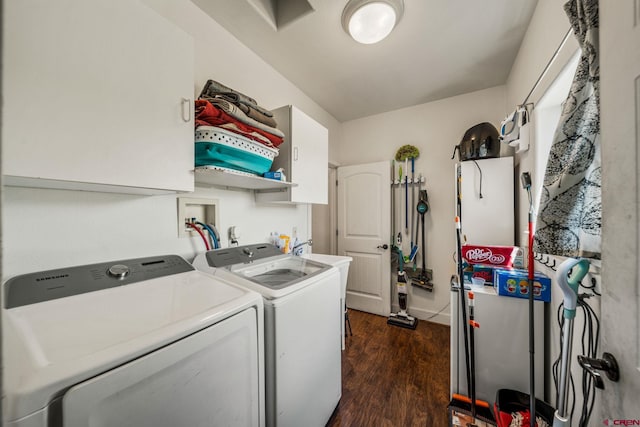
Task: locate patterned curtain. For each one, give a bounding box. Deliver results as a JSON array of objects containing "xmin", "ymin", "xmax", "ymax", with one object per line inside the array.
[{"xmin": 534, "ymin": 0, "xmax": 601, "ymax": 259}]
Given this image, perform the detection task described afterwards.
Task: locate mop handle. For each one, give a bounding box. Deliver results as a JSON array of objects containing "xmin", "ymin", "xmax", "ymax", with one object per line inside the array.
[
  {"xmin": 421, "ymin": 212, "xmax": 425, "ymax": 269},
  {"xmin": 411, "ymin": 157, "xmax": 415, "ymax": 246},
  {"xmin": 528, "ymin": 214, "xmax": 534, "ymax": 280},
  {"xmin": 554, "ymin": 258, "xmax": 590, "ymax": 424},
  {"xmin": 529, "ymin": 225, "xmax": 535, "ymax": 427},
  {"xmin": 528, "ymin": 209, "xmax": 535, "ymax": 427},
  {"xmin": 557, "ymin": 317, "xmax": 575, "ymax": 420},
  {"xmin": 455, "ymin": 216, "xmax": 472, "ymax": 402},
  {"xmin": 468, "ymin": 291, "xmax": 477, "ymax": 418},
  {"xmin": 405, "ymin": 158, "xmax": 408, "ymax": 230},
  {"xmin": 391, "ymin": 160, "xmax": 395, "ymax": 245}
]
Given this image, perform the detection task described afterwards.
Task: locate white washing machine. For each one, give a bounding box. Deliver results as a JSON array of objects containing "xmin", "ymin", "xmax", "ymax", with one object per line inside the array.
[
  {"xmin": 3, "ymin": 255, "xmax": 265, "ymax": 427},
  {"xmin": 193, "ymin": 244, "xmax": 341, "ymax": 427},
  {"xmin": 301, "ymin": 253, "xmax": 352, "ymax": 350}
]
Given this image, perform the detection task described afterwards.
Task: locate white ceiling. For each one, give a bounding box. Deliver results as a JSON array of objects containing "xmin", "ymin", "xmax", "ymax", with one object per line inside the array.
[{"xmin": 192, "ymin": 0, "xmax": 539, "ymax": 122}]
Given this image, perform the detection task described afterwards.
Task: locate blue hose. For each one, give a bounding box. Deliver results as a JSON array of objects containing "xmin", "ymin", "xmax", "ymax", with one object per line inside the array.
[{"xmin": 196, "ymin": 221, "xmax": 219, "ymax": 249}]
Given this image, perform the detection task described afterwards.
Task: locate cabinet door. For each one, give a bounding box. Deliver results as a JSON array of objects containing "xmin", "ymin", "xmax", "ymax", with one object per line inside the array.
[
  {"xmin": 290, "ymin": 107, "xmax": 328, "ymax": 204},
  {"xmin": 256, "ymin": 106, "xmax": 328, "ymax": 204},
  {"xmin": 2, "ymin": 0, "xmax": 194, "ymax": 194}
]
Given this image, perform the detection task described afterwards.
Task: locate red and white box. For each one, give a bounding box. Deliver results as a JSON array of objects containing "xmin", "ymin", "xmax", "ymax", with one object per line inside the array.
[{"xmin": 462, "ymin": 245, "xmax": 518, "ymax": 268}]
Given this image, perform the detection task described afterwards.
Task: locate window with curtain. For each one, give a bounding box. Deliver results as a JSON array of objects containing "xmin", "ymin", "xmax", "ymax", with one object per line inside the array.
[{"xmin": 534, "ymin": 0, "xmax": 601, "ymax": 260}]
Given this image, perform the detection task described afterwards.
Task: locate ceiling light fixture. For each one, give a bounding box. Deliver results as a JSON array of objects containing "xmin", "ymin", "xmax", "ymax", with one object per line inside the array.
[{"xmin": 341, "ymin": 0, "xmax": 404, "ymax": 45}]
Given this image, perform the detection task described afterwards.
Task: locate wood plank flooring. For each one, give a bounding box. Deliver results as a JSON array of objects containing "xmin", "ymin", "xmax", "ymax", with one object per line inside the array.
[{"xmin": 327, "ymin": 310, "xmax": 451, "ymax": 427}]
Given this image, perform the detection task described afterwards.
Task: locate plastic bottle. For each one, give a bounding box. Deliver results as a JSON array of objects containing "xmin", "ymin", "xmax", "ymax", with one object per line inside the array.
[{"xmin": 279, "ymin": 235, "xmax": 290, "ymax": 253}]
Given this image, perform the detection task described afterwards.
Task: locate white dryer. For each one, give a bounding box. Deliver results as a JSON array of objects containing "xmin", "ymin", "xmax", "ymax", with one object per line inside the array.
[
  {"xmin": 3, "ymin": 255, "xmax": 264, "ymax": 427},
  {"xmin": 193, "ymin": 244, "xmax": 341, "ymax": 427}
]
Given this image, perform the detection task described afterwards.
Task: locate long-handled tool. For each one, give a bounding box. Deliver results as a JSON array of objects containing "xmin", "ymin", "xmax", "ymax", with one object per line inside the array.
[
  {"xmin": 522, "ymin": 172, "xmax": 537, "ymax": 427},
  {"xmin": 455, "ymin": 215, "xmax": 470, "ymax": 392},
  {"xmin": 468, "ymin": 291, "xmax": 478, "ymax": 419},
  {"xmin": 412, "ymin": 173, "xmax": 424, "ymax": 268},
  {"xmin": 399, "ymin": 163, "xmax": 403, "ymax": 242},
  {"xmin": 394, "ymin": 145, "xmax": 420, "ymax": 251},
  {"xmin": 391, "ymin": 160, "xmax": 396, "ymax": 247},
  {"xmin": 411, "ymin": 189, "xmax": 433, "ymax": 291},
  {"xmin": 405, "ymin": 158, "xmax": 409, "ymax": 234},
  {"xmin": 454, "ymin": 164, "xmax": 471, "ymax": 404},
  {"xmin": 448, "ymin": 216, "xmax": 494, "ymax": 426},
  {"xmin": 388, "ymin": 240, "xmax": 417, "ymax": 330},
  {"xmin": 553, "ymin": 258, "xmax": 590, "ymax": 427},
  {"xmin": 410, "ymin": 157, "xmax": 417, "ymax": 262}
]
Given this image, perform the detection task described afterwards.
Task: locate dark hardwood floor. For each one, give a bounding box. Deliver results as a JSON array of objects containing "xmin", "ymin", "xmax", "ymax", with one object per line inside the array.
[{"xmin": 327, "ymin": 309, "xmax": 451, "ymax": 427}]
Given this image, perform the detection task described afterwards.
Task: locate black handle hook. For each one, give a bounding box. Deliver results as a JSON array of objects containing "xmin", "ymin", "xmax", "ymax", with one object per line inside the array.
[{"xmin": 578, "ymin": 352, "xmax": 620, "ymax": 389}]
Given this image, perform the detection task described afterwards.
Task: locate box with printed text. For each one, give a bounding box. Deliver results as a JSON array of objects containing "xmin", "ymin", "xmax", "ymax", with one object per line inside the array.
[{"xmin": 493, "ymin": 268, "xmax": 551, "ymax": 302}]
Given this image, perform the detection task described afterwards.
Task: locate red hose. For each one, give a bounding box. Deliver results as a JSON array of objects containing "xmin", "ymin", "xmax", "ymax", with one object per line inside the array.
[{"xmin": 187, "ymin": 222, "xmax": 211, "ymax": 251}]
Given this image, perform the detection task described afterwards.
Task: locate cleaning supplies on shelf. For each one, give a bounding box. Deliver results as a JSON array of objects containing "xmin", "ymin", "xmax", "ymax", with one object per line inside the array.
[{"xmin": 278, "ymin": 235, "xmax": 291, "ymax": 254}]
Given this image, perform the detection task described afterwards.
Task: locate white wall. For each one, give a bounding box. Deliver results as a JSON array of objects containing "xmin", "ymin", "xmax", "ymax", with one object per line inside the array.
[
  {"xmin": 1, "ymin": 0, "xmax": 341, "ymax": 279},
  {"xmin": 3, "ymin": 185, "xmax": 308, "ymax": 277},
  {"xmin": 340, "ymin": 86, "xmax": 507, "ymax": 325}
]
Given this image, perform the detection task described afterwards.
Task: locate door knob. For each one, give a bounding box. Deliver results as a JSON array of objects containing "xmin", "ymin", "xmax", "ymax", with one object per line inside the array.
[
  {"xmin": 577, "ymin": 352, "xmax": 619, "ymax": 389},
  {"xmin": 377, "ymin": 244, "xmax": 389, "ymax": 250}
]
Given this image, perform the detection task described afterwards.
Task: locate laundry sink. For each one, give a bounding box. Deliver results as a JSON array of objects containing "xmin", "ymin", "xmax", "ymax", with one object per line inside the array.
[
  {"xmin": 232, "ymin": 256, "xmax": 331, "ymax": 290},
  {"xmin": 250, "ymin": 268, "xmax": 308, "ymax": 287}
]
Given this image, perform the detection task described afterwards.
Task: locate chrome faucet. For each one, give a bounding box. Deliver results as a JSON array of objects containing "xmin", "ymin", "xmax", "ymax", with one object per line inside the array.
[{"xmin": 292, "ymin": 239, "xmax": 312, "ymax": 255}]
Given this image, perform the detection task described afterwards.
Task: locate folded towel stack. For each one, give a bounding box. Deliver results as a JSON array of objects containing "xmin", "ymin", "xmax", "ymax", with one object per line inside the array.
[{"xmin": 194, "ymin": 80, "xmax": 283, "ymax": 175}]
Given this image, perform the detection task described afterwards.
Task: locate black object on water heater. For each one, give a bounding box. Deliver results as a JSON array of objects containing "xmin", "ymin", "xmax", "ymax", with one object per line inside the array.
[{"xmin": 451, "ymin": 122, "xmax": 501, "ymax": 162}]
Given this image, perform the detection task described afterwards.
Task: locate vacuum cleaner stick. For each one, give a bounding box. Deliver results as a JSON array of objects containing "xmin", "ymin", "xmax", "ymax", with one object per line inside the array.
[
  {"xmin": 387, "ymin": 245, "xmax": 418, "ymax": 330},
  {"xmin": 553, "ymin": 258, "xmax": 590, "ymax": 427}
]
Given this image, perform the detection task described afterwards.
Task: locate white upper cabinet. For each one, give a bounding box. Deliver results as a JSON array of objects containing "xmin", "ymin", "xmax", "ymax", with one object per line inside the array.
[
  {"xmin": 256, "ymin": 106, "xmax": 328, "ymax": 204},
  {"xmin": 2, "ymin": 0, "xmax": 195, "ymax": 194}
]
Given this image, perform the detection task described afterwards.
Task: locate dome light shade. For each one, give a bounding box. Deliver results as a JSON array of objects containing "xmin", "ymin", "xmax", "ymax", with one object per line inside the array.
[{"xmin": 342, "ymin": 0, "xmax": 404, "ymax": 44}]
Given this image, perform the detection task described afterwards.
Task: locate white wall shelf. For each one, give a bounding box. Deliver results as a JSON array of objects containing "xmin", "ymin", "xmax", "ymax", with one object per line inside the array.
[{"xmin": 194, "ymin": 167, "xmax": 297, "ymax": 191}]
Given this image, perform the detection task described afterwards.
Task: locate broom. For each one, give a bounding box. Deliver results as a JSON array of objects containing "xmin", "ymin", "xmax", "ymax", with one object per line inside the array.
[{"xmin": 448, "ymin": 167, "xmax": 495, "ymax": 426}]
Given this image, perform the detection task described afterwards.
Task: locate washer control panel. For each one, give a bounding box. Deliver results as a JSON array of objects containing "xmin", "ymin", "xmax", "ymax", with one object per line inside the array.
[
  {"xmin": 107, "ymin": 264, "xmax": 130, "ymax": 279},
  {"xmin": 4, "ymin": 255, "xmax": 194, "ymax": 308},
  {"xmin": 205, "ymin": 243, "xmax": 283, "ymax": 267}
]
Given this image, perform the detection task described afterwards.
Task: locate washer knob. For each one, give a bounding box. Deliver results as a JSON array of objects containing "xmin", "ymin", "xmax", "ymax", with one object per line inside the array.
[
  {"xmin": 242, "ymin": 248, "xmax": 254, "ymax": 258},
  {"xmin": 108, "ymin": 264, "xmax": 130, "ymax": 279}
]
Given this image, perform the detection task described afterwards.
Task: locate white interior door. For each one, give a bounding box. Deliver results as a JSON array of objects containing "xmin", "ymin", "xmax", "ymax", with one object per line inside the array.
[
  {"xmin": 599, "ymin": 0, "xmax": 640, "ymax": 418},
  {"xmin": 337, "ymin": 161, "xmax": 390, "ymax": 316}
]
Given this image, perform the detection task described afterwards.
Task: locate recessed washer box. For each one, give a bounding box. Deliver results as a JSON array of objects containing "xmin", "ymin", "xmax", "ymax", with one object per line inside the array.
[{"xmin": 177, "ymin": 197, "xmax": 219, "ymax": 238}]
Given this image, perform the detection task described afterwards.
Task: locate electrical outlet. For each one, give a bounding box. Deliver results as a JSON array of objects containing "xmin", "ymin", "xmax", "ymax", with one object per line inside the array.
[{"xmin": 177, "ymin": 197, "xmax": 219, "ymax": 238}]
